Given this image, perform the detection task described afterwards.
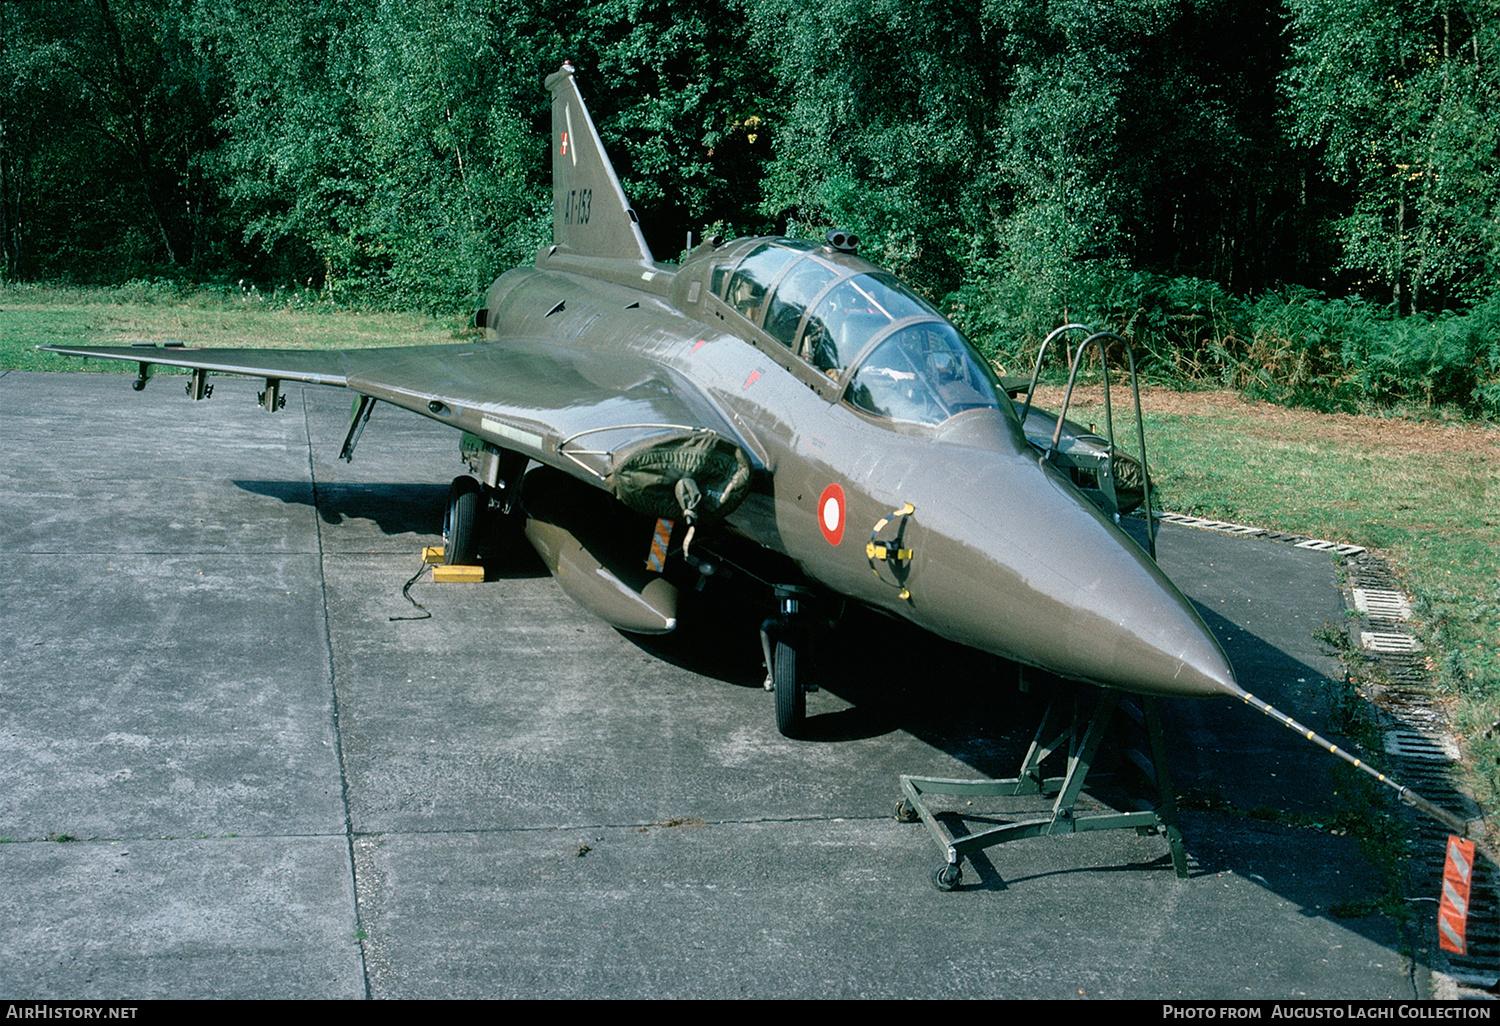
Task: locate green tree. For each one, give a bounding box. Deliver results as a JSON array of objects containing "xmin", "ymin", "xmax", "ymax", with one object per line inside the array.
[
  {"xmin": 194, "ymin": 0, "xmax": 378, "ymax": 289},
  {"xmin": 753, "ymin": 0, "xmax": 993, "ymax": 296},
  {"xmin": 1, "ymin": 0, "xmax": 221, "ymax": 278},
  {"xmin": 1286, "ymin": 0, "xmax": 1500, "ymax": 311},
  {"xmin": 195, "ymin": 0, "xmax": 766, "ymax": 304},
  {"xmin": 753, "ymin": 0, "xmax": 1315, "ymax": 339},
  {"xmin": 1116, "ymin": 2, "xmax": 1334, "ymax": 295},
  {"xmin": 556, "ymin": 0, "xmax": 774, "ymax": 257},
  {"xmin": 353, "ymin": 0, "xmax": 551, "ymax": 305}
]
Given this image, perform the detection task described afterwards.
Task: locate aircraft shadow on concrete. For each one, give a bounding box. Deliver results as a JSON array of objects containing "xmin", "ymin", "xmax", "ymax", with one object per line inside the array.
[
  {"xmin": 642, "ymin": 581, "xmax": 1413, "ymax": 956},
  {"xmin": 234, "ymin": 479, "xmax": 444, "ymax": 533},
  {"xmin": 232, "ymin": 476, "xmax": 1414, "ymax": 955},
  {"xmin": 621, "ymin": 571, "xmax": 1038, "ymax": 742},
  {"xmin": 232, "ymin": 479, "xmax": 549, "ymax": 577}
]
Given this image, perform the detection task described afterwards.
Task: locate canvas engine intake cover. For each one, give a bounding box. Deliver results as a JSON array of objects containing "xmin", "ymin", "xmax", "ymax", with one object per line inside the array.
[{"xmin": 606, "ymin": 430, "xmax": 753, "ymax": 524}]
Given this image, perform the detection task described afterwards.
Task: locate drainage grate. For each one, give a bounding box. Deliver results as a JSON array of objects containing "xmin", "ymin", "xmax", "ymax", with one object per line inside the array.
[
  {"xmin": 1385, "ymin": 729, "xmax": 1461, "ymax": 762},
  {"xmin": 1352, "ymin": 588, "xmax": 1413, "ymax": 620},
  {"xmin": 1375, "ymin": 655, "xmax": 1434, "ymax": 687},
  {"xmin": 1156, "ymin": 513, "xmax": 1262, "ymax": 533},
  {"xmin": 1361, "ymin": 630, "xmax": 1424, "ymax": 653},
  {"xmin": 1296, "ymin": 538, "xmax": 1368, "ymax": 555},
  {"xmin": 1347, "ymin": 563, "xmax": 1405, "ymax": 592},
  {"xmin": 1153, "ymin": 512, "xmax": 1365, "ymax": 554},
  {"xmin": 1338, "ymin": 551, "xmax": 1497, "ymax": 992}
]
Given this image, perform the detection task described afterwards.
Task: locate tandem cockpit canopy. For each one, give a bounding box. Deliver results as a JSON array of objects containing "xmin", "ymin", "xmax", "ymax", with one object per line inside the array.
[{"xmin": 712, "ymin": 238, "xmax": 1011, "ymax": 428}]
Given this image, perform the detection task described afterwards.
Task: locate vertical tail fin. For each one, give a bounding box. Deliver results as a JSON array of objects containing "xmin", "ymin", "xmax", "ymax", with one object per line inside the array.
[{"xmin": 545, "ymin": 64, "xmax": 654, "ymax": 263}]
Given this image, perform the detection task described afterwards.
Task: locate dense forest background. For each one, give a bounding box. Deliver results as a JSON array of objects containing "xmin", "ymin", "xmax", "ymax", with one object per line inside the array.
[{"xmin": 3, "ymin": 0, "xmax": 1498, "ymax": 413}]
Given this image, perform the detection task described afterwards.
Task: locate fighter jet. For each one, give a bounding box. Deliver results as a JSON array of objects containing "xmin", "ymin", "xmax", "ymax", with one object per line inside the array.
[{"xmin": 42, "ymin": 63, "xmax": 1239, "ymax": 739}]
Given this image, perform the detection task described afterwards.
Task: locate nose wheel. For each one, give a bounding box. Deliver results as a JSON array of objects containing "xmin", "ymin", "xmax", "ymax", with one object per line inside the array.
[
  {"xmin": 771, "ymin": 638, "xmax": 805, "ymax": 736},
  {"xmin": 762, "ymin": 585, "xmax": 816, "ymax": 738}
]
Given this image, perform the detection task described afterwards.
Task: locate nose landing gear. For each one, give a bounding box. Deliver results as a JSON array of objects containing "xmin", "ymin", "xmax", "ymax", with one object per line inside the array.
[{"xmin": 761, "ymin": 585, "xmax": 817, "ymax": 738}]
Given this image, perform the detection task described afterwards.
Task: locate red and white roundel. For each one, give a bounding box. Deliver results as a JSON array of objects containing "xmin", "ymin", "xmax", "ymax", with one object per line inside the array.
[{"xmin": 818, "ymin": 484, "xmax": 846, "ymax": 546}]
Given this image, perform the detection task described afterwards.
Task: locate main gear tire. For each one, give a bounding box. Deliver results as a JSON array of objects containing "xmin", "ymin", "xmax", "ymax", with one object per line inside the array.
[{"xmin": 444, "ymin": 476, "xmax": 484, "ymax": 565}]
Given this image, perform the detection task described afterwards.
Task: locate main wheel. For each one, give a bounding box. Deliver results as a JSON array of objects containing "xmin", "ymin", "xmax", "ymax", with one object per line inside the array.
[
  {"xmin": 443, "ymin": 475, "xmax": 484, "ymax": 565},
  {"xmin": 772, "ymin": 638, "xmax": 805, "ymax": 737}
]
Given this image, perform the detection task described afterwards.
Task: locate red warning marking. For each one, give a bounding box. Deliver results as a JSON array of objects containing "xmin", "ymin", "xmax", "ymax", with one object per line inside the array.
[
  {"xmin": 561, "ymin": 131, "xmax": 569, "ymax": 155},
  {"xmin": 1439, "ymin": 835, "xmax": 1475, "ymax": 954},
  {"xmin": 742, "ymin": 369, "xmax": 762, "ymax": 389},
  {"xmin": 818, "ymin": 484, "xmax": 845, "ymax": 546},
  {"xmin": 691, "ymin": 339, "xmax": 708, "ymax": 354}
]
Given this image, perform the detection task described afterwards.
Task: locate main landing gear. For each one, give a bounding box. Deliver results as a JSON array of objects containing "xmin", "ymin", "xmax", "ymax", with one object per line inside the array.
[
  {"xmin": 443, "ymin": 476, "xmax": 485, "ymax": 565},
  {"xmin": 443, "ymin": 443, "xmax": 528, "ymax": 566}
]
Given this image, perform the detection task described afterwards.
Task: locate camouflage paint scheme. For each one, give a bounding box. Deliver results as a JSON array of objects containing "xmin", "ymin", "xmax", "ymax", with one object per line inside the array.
[{"xmin": 44, "ymin": 65, "xmax": 1237, "ymax": 734}]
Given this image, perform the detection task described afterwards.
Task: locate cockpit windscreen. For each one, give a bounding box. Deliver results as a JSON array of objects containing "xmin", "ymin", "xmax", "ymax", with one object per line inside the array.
[{"xmin": 843, "ymin": 320, "xmax": 1005, "ymax": 426}]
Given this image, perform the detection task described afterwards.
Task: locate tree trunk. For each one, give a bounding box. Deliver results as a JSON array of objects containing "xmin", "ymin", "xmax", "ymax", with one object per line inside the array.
[{"xmin": 93, "ymin": 0, "xmax": 181, "ymax": 266}]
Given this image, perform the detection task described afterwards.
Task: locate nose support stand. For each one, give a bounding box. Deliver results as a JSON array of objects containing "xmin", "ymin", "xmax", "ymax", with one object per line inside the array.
[{"xmin": 895, "ymin": 684, "xmax": 1188, "ymax": 890}]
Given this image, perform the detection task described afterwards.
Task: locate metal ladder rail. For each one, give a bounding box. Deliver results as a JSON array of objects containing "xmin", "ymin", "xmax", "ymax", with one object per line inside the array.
[{"xmin": 1018, "ymin": 325, "xmax": 1157, "ymax": 560}]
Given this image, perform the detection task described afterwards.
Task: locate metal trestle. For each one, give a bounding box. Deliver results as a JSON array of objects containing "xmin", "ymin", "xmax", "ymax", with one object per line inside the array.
[{"xmin": 897, "ymin": 685, "xmax": 1188, "ymax": 889}]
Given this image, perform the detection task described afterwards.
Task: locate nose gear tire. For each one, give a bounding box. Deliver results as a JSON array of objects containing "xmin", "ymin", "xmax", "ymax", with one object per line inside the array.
[{"xmin": 773, "ymin": 638, "xmax": 805, "ymax": 737}]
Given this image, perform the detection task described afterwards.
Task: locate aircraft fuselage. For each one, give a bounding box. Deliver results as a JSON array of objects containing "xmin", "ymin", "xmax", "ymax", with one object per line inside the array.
[{"xmin": 480, "ymin": 239, "xmax": 1235, "ymax": 700}]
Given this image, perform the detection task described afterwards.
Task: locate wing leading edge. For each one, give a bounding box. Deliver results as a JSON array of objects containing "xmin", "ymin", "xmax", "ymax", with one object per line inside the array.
[
  {"xmin": 40, "ymin": 341, "xmax": 758, "ymax": 524},
  {"xmin": 42, "ymin": 343, "xmax": 357, "ymax": 387}
]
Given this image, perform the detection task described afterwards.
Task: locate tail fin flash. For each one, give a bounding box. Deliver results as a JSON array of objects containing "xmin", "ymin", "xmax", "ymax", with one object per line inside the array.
[{"xmin": 545, "ymin": 64, "xmax": 654, "ymax": 263}]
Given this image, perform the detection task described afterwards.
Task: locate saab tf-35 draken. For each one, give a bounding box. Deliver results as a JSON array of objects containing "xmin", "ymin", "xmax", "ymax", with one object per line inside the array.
[{"xmin": 43, "ymin": 63, "xmax": 1239, "ymax": 739}]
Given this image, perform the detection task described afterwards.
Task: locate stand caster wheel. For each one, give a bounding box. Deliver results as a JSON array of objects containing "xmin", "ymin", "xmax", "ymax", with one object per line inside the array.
[
  {"xmin": 932, "ymin": 863, "xmax": 962, "ymax": 892},
  {"xmin": 894, "ymin": 799, "xmax": 919, "ymax": 823}
]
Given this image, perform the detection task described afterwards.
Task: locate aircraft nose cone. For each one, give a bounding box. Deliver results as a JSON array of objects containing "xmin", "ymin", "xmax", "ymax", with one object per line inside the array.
[{"xmin": 907, "ymin": 450, "xmax": 1237, "ymax": 699}]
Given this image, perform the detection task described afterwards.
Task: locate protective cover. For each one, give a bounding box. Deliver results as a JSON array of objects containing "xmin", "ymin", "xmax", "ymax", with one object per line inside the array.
[{"xmin": 606, "ymin": 429, "xmax": 753, "ymax": 523}]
